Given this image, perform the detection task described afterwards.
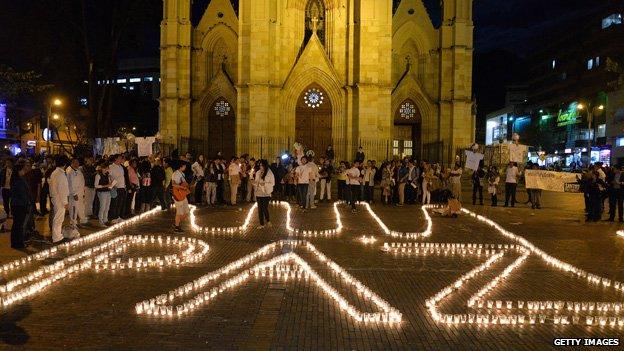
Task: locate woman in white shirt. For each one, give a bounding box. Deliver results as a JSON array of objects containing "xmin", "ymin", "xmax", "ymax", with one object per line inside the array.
[{"xmin": 254, "ymin": 160, "xmax": 275, "ymax": 227}]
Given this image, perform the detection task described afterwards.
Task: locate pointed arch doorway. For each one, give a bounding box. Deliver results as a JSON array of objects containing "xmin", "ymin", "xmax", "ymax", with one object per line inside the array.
[
  {"xmin": 207, "ymin": 97, "xmax": 236, "ymax": 158},
  {"xmin": 295, "ymin": 84, "xmax": 332, "ymax": 157},
  {"xmin": 393, "ymin": 99, "xmax": 421, "ymax": 159}
]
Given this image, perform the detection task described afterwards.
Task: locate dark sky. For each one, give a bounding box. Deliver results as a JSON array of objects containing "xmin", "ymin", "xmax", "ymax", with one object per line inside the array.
[
  {"xmin": 473, "ymin": 0, "xmax": 604, "ymax": 55},
  {"xmin": 0, "ymin": 0, "xmax": 609, "ymax": 121}
]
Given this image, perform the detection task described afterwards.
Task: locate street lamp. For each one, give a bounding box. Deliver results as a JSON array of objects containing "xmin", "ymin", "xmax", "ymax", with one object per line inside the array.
[
  {"xmin": 577, "ymin": 102, "xmax": 605, "ymax": 165},
  {"xmin": 47, "ymin": 98, "xmax": 63, "ymax": 153}
]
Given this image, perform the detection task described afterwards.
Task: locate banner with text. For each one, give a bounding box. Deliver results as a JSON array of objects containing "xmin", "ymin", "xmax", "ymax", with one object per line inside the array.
[{"xmin": 525, "ymin": 170, "xmax": 581, "ymax": 193}]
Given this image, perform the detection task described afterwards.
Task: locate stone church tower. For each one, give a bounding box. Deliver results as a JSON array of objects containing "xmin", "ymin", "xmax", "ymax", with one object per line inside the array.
[{"xmin": 160, "ymin": 0, "xmax": 474, "ymax": 163}]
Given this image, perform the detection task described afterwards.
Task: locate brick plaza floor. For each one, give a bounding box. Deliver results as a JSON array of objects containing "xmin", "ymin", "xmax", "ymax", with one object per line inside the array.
[{"xmin": 0, "ymin": 190, "xmax": 623, "ymax": 350}]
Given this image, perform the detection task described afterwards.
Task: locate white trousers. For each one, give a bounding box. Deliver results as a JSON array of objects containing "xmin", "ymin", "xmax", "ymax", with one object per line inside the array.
[
  {"xmin": 307, "ymin": 181, "xmax": 317, "ymax": 207},
  {"xmin": 51, "ymin": 199, "xmax": 66, "ymax": 243},
  {"xmin": 69, "ymin": 192, "xmax": 87, "ymax": 225},
  {"xmin": 84, "ymin": 187, "xmax": 96, "ymax": 217},
  {"xmin": 422, "ymin": 181, "xmax": 431, "ymax": 205},
  {"xmin": 319, "ymin": 179, "xmax": 331, "ymax": 200}
]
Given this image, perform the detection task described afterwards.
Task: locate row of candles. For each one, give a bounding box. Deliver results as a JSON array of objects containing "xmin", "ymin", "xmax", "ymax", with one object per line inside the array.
[
  {"xmin": 188, "ymin": 201, "xmax": 344, "ymax": 236},
  {"xmin": 435, "ymin": 313, "xmax": 624, "ymax": 326},
  {"xmin": 461, "ymin": 208, "xmax": 624, "ymax": 292},
  {"xmin": 359, "ymin": 202, "xmax": 433, "ymax": 239},
  {"xmin": 1, "ymin": 235, "xmax": 209, "ymax": 308},
  {"xmin": 136, "ymin": 239, "xmax": 402, "ymax": 324},
  {"xmin": 383, "ymin": 242, "xmax": 520, "ymax": 256},
  {"xmin": 189, "ymin": 200, "xmax": 429, "ymax": 240},
  {"xmin": 422, "ymin": 206, "xmax": 624, "ymax": 326},
  {"xmin": 471, "ymin": 300, "xmax": 624, "ymax": 313},
  {"xmin": 0, "ymin": 206, "xmax": 164, "ymax": 276}
]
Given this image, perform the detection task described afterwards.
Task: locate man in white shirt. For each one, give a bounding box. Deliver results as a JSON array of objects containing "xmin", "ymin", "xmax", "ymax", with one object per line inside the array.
[
  {"xmin": 66, "ymin": 158, "xmax": 87, "ymax": 227},
  {"xmin": 49, "ymin": 155, "xmax": 73, "ymax": 243},
  {"xmin": 295, "ymin": 157, "xmax": 310, "ymax": 209},
  {"xmin": 307, "ymin": 158, "xmax": 319, "ymax": 209},
  {"xmin": 108, "ymin": 154, "xmax": 127, "ymax": 223},
  {"xmin": 346, "ymin": 161, "xmax": 362, "ymax": 212},
  {"xmin": 504, "ymin": 161, "xmax": 519, "ymax": 207},
  {"xmin": 228, "ymin": 157, "xmax": 241, "ymax": 205}
]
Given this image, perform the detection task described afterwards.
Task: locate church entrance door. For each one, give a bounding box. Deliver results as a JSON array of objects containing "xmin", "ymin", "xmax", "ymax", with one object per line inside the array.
[
  {"xmin": 393, "ymin": 99, "xmax": 421, "ymax": 159},
  {"xmin": 295, "ymin": 84, "xmax": 332, "ymax": 158},
  {"xmin": 207, "ymin": 97, "xmax": 235, "ymax": 159}
]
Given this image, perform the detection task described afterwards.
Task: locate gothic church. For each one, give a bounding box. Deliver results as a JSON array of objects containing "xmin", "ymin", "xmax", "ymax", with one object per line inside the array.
[{"xmin": 160, "ymin": 0, "xmax": 474, "ymax": 163}]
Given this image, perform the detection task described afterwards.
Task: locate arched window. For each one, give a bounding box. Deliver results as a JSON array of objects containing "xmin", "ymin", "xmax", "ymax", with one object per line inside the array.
[{"xmin": 304, "ymin": 0, "xmax": 326, "ymax": 48}]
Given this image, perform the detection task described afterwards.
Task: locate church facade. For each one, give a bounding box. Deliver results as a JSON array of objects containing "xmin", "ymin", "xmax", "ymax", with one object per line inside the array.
[{"xmin": 160, "ymin": 0, "xmax": 474, "ymax": 163}]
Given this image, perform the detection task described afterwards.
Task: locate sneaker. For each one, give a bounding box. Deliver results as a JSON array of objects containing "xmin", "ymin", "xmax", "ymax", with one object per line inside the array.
[
  {"xmin": 98, "ymin": 222, "xmax": 108, "ymax": 228},
  {"xmin": 310, "ymin": 205, "xmax": 317, "ymax": 209},
  {"xmin": 258, "ymin": 225, "xmax": 265, "ymax": 229},
  {"xmin": 174, "ymin": 226, "xmax": 184, "ymax": 233},
  {"xmin": 266, "ymin": 222, "xmax": 273, "ymax": 227}
]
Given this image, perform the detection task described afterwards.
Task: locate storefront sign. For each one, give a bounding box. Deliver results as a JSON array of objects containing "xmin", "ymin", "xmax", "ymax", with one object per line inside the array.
[
  {"xmin": 557, "ymin": 102, "xmax": 580, "ymax": 127},
  {"xmin": 525, "ymin": 170, "xmax": 581, "ymax": 193}
]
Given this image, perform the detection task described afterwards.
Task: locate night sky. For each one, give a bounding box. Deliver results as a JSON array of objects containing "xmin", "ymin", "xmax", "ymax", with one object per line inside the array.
[{"xmin": 0, "ymin": 0, "xmax": 606, "ymax": 122}]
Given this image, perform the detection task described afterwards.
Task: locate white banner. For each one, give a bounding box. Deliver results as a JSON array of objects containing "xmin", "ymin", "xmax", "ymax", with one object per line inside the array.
[
  {"xmin": 464, "ymin": 150, "xmax": 484, "ymax": 171},
  {"xmin": 525, "ymin": 170, "xmax": 581, "ymax": 193},
  {"xmin": 509, "ymin": 144, "xmax": 528, "ymax": 163}
]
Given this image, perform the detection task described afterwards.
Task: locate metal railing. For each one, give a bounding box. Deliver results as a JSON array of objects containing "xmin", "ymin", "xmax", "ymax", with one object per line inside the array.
[{"xmin": 165, "ymin": 136, "xmax": 462, "ymax": 166}]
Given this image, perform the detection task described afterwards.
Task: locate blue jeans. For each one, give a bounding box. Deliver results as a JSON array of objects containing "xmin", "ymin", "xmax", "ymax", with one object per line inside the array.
[{"xmin": 98, "ymin": 191, "xmax": 111, "ymax": 224}]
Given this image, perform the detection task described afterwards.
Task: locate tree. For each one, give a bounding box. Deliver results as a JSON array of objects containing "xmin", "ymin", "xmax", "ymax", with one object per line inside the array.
[
  {"xmin": 0, "ymin": 65, "xmax": 51, "ymax": 103},
  {"xmin": 70, "ymin": 0, "xmax": 159, "ymax": 137}
]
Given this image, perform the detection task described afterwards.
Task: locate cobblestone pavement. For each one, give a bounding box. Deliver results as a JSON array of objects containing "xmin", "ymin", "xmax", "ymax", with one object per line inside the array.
[{"xmin": 0, "ymin": 188, "xmax": 623, "ymax": 350}]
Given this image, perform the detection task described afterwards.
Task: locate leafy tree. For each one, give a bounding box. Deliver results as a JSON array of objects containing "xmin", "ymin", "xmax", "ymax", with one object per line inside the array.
[{"xmin": 0, "ymin": 65, "xmax": 51, "ymax": 103}]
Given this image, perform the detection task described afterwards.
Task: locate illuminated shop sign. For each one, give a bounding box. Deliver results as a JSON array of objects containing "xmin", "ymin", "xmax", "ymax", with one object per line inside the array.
[{"xmin": 557, "ymin": 102, "xmax": 580, "ymax": 127}]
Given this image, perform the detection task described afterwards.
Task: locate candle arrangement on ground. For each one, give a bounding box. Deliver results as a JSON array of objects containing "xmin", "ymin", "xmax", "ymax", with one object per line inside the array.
[
  {"xmin": 0, "ymin": 235, "xmax": 209, "ymax": 307},
  {"xmin": 0, "ymin": 206, "xmax": 164, "ymax": 277},
  {"xmin": 135, "ymin": 239, "xmax": 402, "ymax": 324},
  {"xmin": 389, "ymin": 206, "xmax": 624, "ymax": 327}
]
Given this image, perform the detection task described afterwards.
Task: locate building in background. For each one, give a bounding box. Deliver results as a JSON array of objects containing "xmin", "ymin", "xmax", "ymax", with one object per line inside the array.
[
  {"xmin": 160, "ymin": 0, "xmax": 475, "ymax": 164},
  {"xmin": 96, "ymin": 57, "xmax": 161, "ymax": 136},
  {"xmin": 483, "ymin": 2, "xmax": 623, "ymax": 168}
]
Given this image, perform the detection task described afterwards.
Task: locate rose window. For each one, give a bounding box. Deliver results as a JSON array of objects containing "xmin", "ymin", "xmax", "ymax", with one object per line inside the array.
[
  {"xmin": 215, "ymin": 101, "xmax": 230, "ymax": 117},
  {"xmin": 399, "ymin": 102, "xmax": 416, "ymax": 120},
  {"xmin": 304, "ymin": 88, "xmax": 324, "ymax": 108}
]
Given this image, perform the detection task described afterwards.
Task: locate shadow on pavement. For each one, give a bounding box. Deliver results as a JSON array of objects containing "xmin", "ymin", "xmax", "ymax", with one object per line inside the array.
[{"xmin": 0, "ymin": 304, "xmax": 32, "ymax": 346}]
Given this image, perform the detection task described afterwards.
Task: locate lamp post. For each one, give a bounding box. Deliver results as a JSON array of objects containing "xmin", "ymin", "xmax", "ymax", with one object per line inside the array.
[
  {"xmin": 46, "ymin": 98, "xmax": 62, "ymax": 154},
  {"xmin": 577, "ymin": 102, "xmax": 604, "ymax": 165}
]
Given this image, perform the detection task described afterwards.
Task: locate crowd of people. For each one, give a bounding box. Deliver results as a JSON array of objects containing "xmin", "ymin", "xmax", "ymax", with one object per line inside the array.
[
  {"xmin": 580, "ymin": 162, "xmax": 624, "ymax": 223},
  {"xmin": 8, "ymin": 145, "xmax": 611, "ymax": 251}
]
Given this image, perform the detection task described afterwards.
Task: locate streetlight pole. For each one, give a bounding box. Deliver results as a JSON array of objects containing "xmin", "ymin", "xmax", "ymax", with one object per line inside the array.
[
  {"xmin": 578, "ymin": 101, "xmax": 604, "ymax": 165},
  {"xmin": 585, "ymin": 102, "xmax": 593, "ymax": 163},
  {"xmin": 47, "ymin": 98, "xmax": 62, "ymax": 154}
]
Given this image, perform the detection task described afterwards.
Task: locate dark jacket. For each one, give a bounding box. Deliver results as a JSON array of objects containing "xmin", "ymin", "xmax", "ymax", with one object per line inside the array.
[
  {"xmin": 151, "ymin": 165, "xmax": 166, "ymax": 186},
  {"xmin": 83, "ymin": 164, "xmax": 96, "ymax": 188},
  {"xmin": 10, "ymin": 176, "xmax": 31, "ymax": 208}
]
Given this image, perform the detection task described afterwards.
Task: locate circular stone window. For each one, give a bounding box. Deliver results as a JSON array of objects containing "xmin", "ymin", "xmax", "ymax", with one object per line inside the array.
[
  {"xmin": 304, "ymin": 88, "xmax": 324, "ymax": 108},
  {"xmin": 399, "ymin": 102, "xmax": 416, "ymax": 120},
  {"xmin": 408, "ymin": 9, "xmax": 415, "ymax": 15},
  {"xmin": 217, "ymin": 12, "xmax": 224, "ymax": 18}
]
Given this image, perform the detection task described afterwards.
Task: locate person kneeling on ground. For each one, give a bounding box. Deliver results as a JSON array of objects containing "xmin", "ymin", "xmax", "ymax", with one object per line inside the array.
[{"xmin": 432, "ymin": 196, "xmax": 462, "ymax": 218}]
